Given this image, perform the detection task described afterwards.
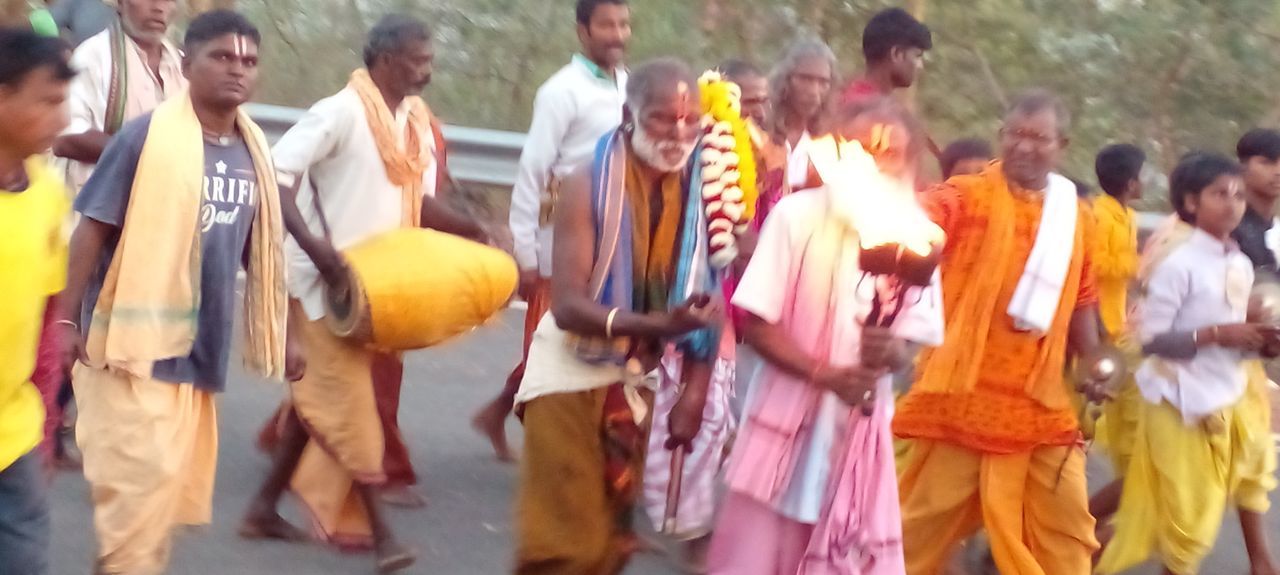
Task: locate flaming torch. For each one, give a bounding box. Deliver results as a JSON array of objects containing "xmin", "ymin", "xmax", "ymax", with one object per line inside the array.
[{"xmin": 807, "ymin": 135, "xmax": 944, "ymax": 385}]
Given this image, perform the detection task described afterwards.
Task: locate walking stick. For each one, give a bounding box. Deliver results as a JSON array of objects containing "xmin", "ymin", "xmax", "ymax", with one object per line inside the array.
[{"xmin": 662, "ymin": 446, "xmax": 687, "ymax": 535}]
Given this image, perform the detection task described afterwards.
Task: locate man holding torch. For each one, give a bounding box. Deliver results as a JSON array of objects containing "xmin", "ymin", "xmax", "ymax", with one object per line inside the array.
[
  {"xmin": 894, "ymin": 89, "xmax": 1110, "ymax": 575},
  {"xmin": 706, "ymin": 101, "xmax": 944, "ymax": 574}
]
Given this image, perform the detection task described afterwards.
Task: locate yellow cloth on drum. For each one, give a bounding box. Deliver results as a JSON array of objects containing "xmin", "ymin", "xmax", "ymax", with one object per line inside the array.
[
  {"xmin": 72, "ymin": 363, "xmax": 217, "ymax": 575},
  {"xmin": 333, "ymin": 228, "xmax": 518, "ymax": 350},
  {"xmin": 1097, "ymin": 390, "xmax": 1272, "ymax": 575},
  {"xmin": 287, "ymin": 300, "xmax": 383, "ymax": 548}
]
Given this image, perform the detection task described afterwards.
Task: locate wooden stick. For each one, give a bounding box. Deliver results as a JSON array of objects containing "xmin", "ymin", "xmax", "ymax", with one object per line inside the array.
[{"xmin": 662, "ymin": 447, "xmax": 687, "ymax": 535}]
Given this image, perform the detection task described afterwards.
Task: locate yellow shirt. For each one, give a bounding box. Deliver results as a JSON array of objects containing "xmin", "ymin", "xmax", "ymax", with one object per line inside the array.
[
  {"xmin": 0, "ymin": 158, "xmax": 69, "ymax": 470},
  {"xmin": 1091, "ymin": 194, "xmax": 1138, "ymax": 337}
]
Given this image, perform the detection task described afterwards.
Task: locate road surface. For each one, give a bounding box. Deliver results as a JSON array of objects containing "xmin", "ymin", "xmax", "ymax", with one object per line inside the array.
[{"xmin": 47, "ymin": 309, "xmax": 1278, "ymax": 574}]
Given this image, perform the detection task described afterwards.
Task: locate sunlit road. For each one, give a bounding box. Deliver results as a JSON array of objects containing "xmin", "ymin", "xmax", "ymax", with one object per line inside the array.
[{"xmin": 46, "ymin": 309, "xmax": 1276, "ymax": 574}]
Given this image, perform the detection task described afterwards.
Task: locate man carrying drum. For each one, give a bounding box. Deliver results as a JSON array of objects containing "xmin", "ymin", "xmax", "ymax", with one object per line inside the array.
[{"xmin": 238, "ymin": 13, "xmax": 484, "ymax": 574}]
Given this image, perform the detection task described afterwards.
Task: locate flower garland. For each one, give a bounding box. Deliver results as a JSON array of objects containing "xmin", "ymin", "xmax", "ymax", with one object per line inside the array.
[{"xmin": 697, "ymin": 71, "xmax": 759, "ymax": 270}]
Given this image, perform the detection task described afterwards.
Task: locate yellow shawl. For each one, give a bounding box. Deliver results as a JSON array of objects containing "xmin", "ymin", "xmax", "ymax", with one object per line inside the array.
[
  {"xmin": 85, "ymin": 90, "xmax": 288, "ymax": 381},
  {"xmin": 348, "ymin": 68, "xmax": 434, "ymax": 227},
  {"xmin": 914, "ymin": 164, "xmax": 1087, "ymax": 410}
]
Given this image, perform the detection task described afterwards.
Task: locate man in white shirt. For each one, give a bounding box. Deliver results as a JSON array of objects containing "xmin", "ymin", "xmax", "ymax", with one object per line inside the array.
[
  {"xmin": 239, "ymin": 15, "xmax": 484, "ymax": 573},
  {"xmin": 52, "ymin": 0, "xmax": 184, "ymax": 195},
  {"xmin": 474, "ymin": 0, "xmax": 631, "ymax": 461}
]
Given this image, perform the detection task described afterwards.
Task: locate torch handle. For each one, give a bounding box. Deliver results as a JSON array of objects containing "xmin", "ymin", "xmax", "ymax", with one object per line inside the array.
[{"xmin": 662, "ymin": 447, "xmax": 686, "ymax": 534}]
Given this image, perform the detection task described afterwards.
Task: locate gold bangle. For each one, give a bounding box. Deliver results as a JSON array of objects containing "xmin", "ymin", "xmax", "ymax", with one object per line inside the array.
[{"xmin": 606, "ymin": 308, "xmax": 619, "ymax": 339}]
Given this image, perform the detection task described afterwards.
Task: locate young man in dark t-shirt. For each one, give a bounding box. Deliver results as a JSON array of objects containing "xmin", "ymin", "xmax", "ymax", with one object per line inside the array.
[
  {"xmin": 1226, "ymin": 127, "xmax": 1280, "ymax": 575},
  {"xmin": 1233, "ymin": 128, "xmax": 1280, "ymax": 274},
  {"xmin": 55, "ymin": 12, "xmax": 296, "ymax": 574}
]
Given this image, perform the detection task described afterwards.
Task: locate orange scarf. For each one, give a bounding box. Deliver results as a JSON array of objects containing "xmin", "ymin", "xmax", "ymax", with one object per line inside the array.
[
  {"xmin": 348, "ymin": 68, "xmax": 433, "ymax": 227},
  {"xmin": 914, "ymin": 164, "xmax": 1086, "ymax": 410}
]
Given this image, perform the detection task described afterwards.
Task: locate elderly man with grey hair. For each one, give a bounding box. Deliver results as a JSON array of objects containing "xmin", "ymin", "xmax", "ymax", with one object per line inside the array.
[
  {"xmin": 769, "ymin": 38, "xmax": 838, "ymax": 191},
  {"xmin": 239, "ymin": 13, "xmax": 484, "ymax": 573},
  {"xmin": 53, "ymin": 0, "xmax": 185, "ymax": 195},
  {"xmin": 512, "ymin": 57, "xmax": 721, "ymax": 574}
]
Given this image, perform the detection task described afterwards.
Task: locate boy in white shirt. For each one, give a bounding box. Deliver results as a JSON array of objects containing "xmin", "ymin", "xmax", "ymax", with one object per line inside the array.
[{"xmin": 1098, "ymin": 152, "xmax": 1280, "ymax": 575}]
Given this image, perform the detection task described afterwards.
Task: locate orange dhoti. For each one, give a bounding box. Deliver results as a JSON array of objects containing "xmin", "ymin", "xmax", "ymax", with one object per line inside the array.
[
  {"xmin": 896, "ymin": 164, "xmax": 1101, "ymax": 574},
  {"xmin": 285, "ymin": 300, "xmax": 385, "ymax": 548},
  {"xmin": 73, "ymin": 364, "xmax": 218, "ymax": 575},
  {"xmin": 897, "ymin": 440, "xmax": 1098, "ymax": 575}
]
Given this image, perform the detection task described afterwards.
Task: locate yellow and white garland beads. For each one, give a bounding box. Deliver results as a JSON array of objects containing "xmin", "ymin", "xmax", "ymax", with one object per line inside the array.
[
  {"xmin": 697, "ymin": 71, "xmax": 752, "ymax": 270},
  {"xmin": 700, "ymin": 120, "xmax": 744, "ymax": 269}
]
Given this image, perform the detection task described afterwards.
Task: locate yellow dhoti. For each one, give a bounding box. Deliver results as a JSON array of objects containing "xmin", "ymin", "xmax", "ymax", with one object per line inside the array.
[
  {"xmin": 1234, "ymin": 360, "xmax": 1276, "ymax": 513},
  {"xmin": 286, "ymin": 300, "xmax": 385, "ymax": 548},
  {"xmin": 73, "ymin": 364, "xmax": 217, "ymax": 575},
  {"xmin": 1097, "ymin": 374, "xmax": 1273, "ymax": 575},
  {"xmin": 897, "ymin": 440, "xmax": 1099, "ymax": 575}
]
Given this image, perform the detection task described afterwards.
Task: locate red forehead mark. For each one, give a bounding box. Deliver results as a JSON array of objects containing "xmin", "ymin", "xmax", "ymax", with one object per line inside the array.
[{"xmin": 234, "ymin": 35, "xmax": 247, "ymax": 58}]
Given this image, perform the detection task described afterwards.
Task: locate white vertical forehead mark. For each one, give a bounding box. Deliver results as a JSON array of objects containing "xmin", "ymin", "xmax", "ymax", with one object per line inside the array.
[
  {"xmin": 234, "ymin": 35, "xmax": 247, "ymax": 58},
  {"xmin": 675, "ymin": 81, "xmax": 689, "ymax": 116}
]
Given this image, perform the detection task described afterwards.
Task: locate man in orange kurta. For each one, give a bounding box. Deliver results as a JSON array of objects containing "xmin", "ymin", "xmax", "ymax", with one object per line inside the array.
[{"xmin": 894, "ymin": 90, "xmax": 1105, "ymax": 575}]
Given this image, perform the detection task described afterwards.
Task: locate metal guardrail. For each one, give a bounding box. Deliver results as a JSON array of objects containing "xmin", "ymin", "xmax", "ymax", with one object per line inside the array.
[
  {"xmin": 245, "ymin": 103, "xmax": 527, "ymax": 189},
  {"xmin": 247, "ymin": 102, "xmax": 1173, "ymax": 232}
]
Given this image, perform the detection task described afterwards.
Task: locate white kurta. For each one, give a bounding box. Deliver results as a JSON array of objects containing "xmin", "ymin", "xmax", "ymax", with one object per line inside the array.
[
  {"xmin": 508, "ymin": 55, "xmax": 627, "ymax": 277},
  {"xmin": 272, "ymin": 87, "xmax": 438, "ymax": 320},
  {"xmin": 61, "ymin": 29, "xmax": 185, "ymax": 193},
  {"xmin": 1136, "ymin": 228, "xmax": 1254, "ymax": 423}
]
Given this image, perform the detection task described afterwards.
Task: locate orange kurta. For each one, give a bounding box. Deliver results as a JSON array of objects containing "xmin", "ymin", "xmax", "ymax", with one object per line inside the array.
[
  {"xmin": 894, "ymin": 165, "xmax": 1097, "ymax": 454},
  {"xmin": 1091, "ymin": 193, "xmax": 1138, "ymax": 337}
]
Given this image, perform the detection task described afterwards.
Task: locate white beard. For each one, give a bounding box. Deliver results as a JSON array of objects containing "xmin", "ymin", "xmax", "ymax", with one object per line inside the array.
[{"xmin": 631, "ymin": 124, "xmax": 696, "ymax": 173}]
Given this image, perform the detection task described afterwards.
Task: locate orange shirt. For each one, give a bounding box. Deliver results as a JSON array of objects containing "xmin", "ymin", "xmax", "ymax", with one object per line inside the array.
[
  {"xmin": 1091, "ymin": 194, "xmax": 1138, "ymax": 337},
  {"xmin": 894, "ymin": 168, "xmax": 1097, "ymax": 453}
]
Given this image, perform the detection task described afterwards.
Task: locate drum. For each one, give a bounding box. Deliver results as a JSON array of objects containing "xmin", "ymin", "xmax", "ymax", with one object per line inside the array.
[{"xmin": 324, "ymin": 228, "xmax": 518, "ymax": 351}]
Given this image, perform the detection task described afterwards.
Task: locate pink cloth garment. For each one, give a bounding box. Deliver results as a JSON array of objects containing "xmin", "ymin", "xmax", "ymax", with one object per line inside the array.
[
  {"xmin": 798, "ymin": 400, "xmax": 904, "ymax": 575},
  {"xmin": 643, "ymin": 329, "xmax": 737, "ymax": 538},
  {"xmin": 715, "ymin": 190, "xmax": 941, "ymax": 574},
  {"xmin": 708, "ymin": 491, "xmax": 815, "ymax": 574}
]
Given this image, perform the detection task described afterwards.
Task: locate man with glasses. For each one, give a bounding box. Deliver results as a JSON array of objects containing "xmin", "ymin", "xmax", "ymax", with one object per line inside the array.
[{"xmin": 893, "ymin": 89, "xmax": 1109, "ymax": 575}]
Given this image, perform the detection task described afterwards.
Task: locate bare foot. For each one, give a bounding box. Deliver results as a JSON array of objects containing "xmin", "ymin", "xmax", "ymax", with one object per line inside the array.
[
  {"xmin": 380, "ymin": 485, "xmax": 428, "ymax": 509},
  {"xmin": 238, "ymin": 510, "xmax": 310, "ymax": 542},
  {"xmin": 471, "ymin": 406, "xmax": 517, "ymax": 463},
  {"xmin": 376, "ymin": 540, "xmax": 416, "ymax": 573},
  {"xmin": 678, "ymin": 535, "xmax": 711, "ymax": 574},
  {"xmin": 1251, "ymin": 563, "xmax": 1280, "ymax": 575}
]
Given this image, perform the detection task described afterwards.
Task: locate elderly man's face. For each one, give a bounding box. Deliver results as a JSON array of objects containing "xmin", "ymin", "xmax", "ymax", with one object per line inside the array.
[
  {"xmin": 785, "ymin": 55, "xmax": 831, "ymax": 121},
  {"xmin": 120, "ymin": 0, "xmax": 177, "ymax": 44},
  {"xmin": 999, "ymin": 108, "xmax": 1066, "ymax": 190},
  {"xmin": 732, "ymin": 73, "xmax": 770, "ymax": 127},
  {"xmin": 629, "ymin": 80, "xmax": 700, "ymax": 172}
]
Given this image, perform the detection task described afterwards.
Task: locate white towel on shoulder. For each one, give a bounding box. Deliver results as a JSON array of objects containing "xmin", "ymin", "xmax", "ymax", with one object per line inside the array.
[{"xmin": 1007, "ymin": 173, "xmax": 1079, "ymax": 335}]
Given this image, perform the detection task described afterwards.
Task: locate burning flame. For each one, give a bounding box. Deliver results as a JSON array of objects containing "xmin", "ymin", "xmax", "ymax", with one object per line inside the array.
[{"xmin": 807, "ymin": 135, "xmax": 944, "ymax": 257}]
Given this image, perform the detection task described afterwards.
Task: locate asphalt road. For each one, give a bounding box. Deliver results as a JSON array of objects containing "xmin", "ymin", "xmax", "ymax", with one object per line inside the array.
[{"xmin": 46, "ymin": 309, "xmax": 1279, "ymax": 574}]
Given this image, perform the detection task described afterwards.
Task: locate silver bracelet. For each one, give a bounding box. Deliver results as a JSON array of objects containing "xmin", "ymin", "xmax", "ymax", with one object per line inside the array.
[{"xmin": 54, "ymin": 319, "xmax": 78, "ymax": 331}]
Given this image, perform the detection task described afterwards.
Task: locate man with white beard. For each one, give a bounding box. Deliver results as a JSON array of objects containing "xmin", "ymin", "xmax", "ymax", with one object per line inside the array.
[{"xmin": 511, "ymin": 58, "xmax": 721, "ymax": 574}]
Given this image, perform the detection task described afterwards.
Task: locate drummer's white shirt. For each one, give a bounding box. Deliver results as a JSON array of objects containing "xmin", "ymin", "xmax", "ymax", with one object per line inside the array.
[{"xmin": 273, "ymin": 87, "xmax": 438, "ymax": 320}]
